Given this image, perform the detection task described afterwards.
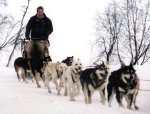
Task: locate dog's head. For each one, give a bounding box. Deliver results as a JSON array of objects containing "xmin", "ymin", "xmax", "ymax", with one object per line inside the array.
[
  {"xmin": 66, "ymin": 56, "xmax": 74, "ymax": 66},
  {"xmin": 56, "ymin": 62, "xmax": 67, "ymax": 76},
  {"xmin": 120, "ymin": 63, "xmax": 136, "ymax": 87},
  {"xmin": 71, "ymin": 58, "xmax": 83, "ymax": 74},
  {"xmin": 62, "ymin": 56, "xmax": 74, "ymax": 66},
  {"xmin": 94, "ymin": 62, "xmax": 108, "ymax": 80}
]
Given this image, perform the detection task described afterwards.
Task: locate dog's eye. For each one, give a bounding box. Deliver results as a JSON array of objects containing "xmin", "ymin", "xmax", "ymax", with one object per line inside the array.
[
  {"xmin": 75, "ymin": 64, "xmax": 78, "ymax": 66},
  {"xmin": 99, "ymin": 68, "xmax": 103, "ymax": 70},
  {"xmin": 80, "ymin": 64, "xmax": 82, "ymax": 65},
  {"xmin": 125, "ymin": 70, "xmax": 130, "ymax": 73}
]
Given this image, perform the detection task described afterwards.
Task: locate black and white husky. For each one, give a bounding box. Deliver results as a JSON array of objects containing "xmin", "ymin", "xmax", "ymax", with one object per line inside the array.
[
  {"xmin": 107, "ymin": 63, "xmax": 139, "ymax": 110},
  {"xmin": 14, "ymin": 57, "xmax": 32, "ymax": 83},
  {"xmin": 80, "ymin": 62, "xmax": 108, "ymax": 104}
]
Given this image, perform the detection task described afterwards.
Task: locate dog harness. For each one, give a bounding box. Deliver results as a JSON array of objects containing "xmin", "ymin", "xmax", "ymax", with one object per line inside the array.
[
  {"xmin": 71, "ymin": 70, "xmax": 80, "ymax": 83},
  {"xmin": 90, "ymin": 72, "xmax": 105, "ymax": 88}
]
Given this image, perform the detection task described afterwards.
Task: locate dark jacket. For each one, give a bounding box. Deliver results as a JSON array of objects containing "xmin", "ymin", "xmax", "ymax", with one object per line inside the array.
[{"xmin": 25, "ymin": 14, "xmax": 53, "ymax": 40}]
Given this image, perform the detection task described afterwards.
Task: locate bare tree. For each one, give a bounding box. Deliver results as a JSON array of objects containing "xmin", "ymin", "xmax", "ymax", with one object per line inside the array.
[
  {"xmin": 6, "ymin": 0, "xmax": 30, "ymax": 67},
  {"xmin": 0, "ymin": 0, "xmax": 15, "ymax": 51},
  {"xmin": 122, "ymin": 0, "xmax": 150, "ymax": 65},
  {"xmin": 0, "ymin": 0, "xmax": 7, "ymax": 6},
  {"xmin": 0, "ymin": 22, "xmax": 21, "ymax": 50},
  {"xmin": 94, "ymin": 1, "xmax": 123, "ymax": 64},
  {"xmin": 94, "ymin": 0, "xmax": 150, "ymax": 65},
  {"xmin": 0, "ymin": 0, "xmax": 24, "ymax": 51}
]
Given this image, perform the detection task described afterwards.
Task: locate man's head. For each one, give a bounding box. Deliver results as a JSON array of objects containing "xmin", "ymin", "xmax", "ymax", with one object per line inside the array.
[{"xmin": 37, "ymin": 6, "xmax": 44, "ymax": 19}]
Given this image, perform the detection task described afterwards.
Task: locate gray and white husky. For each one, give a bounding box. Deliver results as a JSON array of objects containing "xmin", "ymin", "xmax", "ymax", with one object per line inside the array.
[
  {"xmin": 107, "ymin": 63, "xmax": 139, "ymax": 110},
  {"xmin": 80, "ymin": 62, "xmax": 109, "ymax": 104}
]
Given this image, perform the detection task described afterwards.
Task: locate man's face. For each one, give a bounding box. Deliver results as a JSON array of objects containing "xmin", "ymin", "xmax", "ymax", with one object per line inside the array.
[{"xmin": 37, "ymin": 9, "xmax": 44, "ymax": 18}]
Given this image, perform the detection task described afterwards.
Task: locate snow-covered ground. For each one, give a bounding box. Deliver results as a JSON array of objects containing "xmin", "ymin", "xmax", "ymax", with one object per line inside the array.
[{"xmin": 0, "ymin": 65, "xmax": 150, "ymax": 114}]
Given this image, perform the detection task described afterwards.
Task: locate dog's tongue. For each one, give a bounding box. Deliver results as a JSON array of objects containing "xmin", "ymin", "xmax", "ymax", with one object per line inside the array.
[
  {"xmin": 77, "ymin": 69, "xmax": 81, "ymax": 73},
  {"xmin": 101, "ymin": 74, "xmax": 107, "ymax": 80}
]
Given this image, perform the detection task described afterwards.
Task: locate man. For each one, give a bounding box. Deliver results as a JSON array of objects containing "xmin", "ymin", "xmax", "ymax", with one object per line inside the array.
[{"xmin": 25, "ymin": 6, "xmax": 53, "ymax": 62}]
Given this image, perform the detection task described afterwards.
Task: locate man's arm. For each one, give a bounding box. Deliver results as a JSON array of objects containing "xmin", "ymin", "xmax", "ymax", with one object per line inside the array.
[
  {"xmin": 46, "ymin": 18, "xmax": 53, "ymax": 37},
  {"xmin": 25, "ymin": 17, "xmax": 33, "ymax": 40}
]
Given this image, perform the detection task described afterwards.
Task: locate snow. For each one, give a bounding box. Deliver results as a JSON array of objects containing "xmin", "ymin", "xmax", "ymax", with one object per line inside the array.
[{"xmin": 0, "ymin": 65, "xmax": 150, "ymax": 114}]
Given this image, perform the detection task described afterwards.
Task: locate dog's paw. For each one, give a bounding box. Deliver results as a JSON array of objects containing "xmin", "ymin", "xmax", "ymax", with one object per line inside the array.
[
  {"xmin": 101, "ymin": 101, "xmax": 105, "ymax": 105},
  {"xmin": 70, "ymin": 98, "xmax": 75, "ymax": 101},
  {"xmin": 102, "ymin": 102, "xmax": 105, "ymax": 105},
  {"xmin": 48, "ymin": 90, "xmax": 51, "ymax": 93},
  {"xmin": 135, "ymin": 106, "xmax": 139, "ymax": 110},
  {"xmin": 108, "ymin": 104, "xmax": 112, "ymax": 107},
  {"xmin": 25, "ymin": 80, "xmax": 28, "ymax": 83},
  {"xmin": 64, "ymin": 91, "xmax": 68, "ymax": 96},
  {"xmin": 57, "ymin": 92, "xmax": 61, "ymax": 95},
  {"xmin": 100, "ymin": 99, "xmax": 106, "ymax": 105},
  {"xmin": 44, "ymin": 83, "xmax": 48, "ymax": 87},
  {"xmin": 85, "ymin": 102, "xmax": 92, "ymax": 104},
  {"xmin": 37, "ymin": 85, "xmax": 41, "ymax": 88},
  {"xmin": 119, "ymin": 104, "xmax": 125, "ymax": 108},
  {"xmin": 88, "ymin": 101, "xmax": 92, "ymax": 104},
  {"xmin": 75, "ymin": 93, "xmax": 80, "ymax": 96}
]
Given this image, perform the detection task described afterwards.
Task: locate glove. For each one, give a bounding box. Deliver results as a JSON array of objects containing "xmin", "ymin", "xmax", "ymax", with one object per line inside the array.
[{"xmin": 47, "ymin": 40, "xmax": 50, "ymax": 47}]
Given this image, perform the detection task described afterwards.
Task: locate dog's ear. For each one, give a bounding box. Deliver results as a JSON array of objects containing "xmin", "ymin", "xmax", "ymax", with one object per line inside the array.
[
  {"xmin": 77, "ymin": 58, "xmax": 80, "ymax": 61},
  {"xmin": 93, "ymin": 62, "xmax": 98, "ymax": 66},
  {"xmin": 105, "ymin": 61, "xmax": 109, "ymax": 67},
  {"xmin": 57, "ymin": 61, "xmax": 60, "ymax": 64},
  {"xmin": 105, "ymin": 61, "xmax": 110, "ymax": 70},
  {"xmin": 129, "ymin": 62, "xmax": 134, "ymax": 69},
  {"xmin": 102, "ymin": 61, "xmax": 105, "ymax": 65},
  {"xmin": 129, "ymin": 62, "xmax": 133, "ymax": 66},
  {"xmin": 120, "ymin": 61, "xmax": 126, "ymax": 68}
]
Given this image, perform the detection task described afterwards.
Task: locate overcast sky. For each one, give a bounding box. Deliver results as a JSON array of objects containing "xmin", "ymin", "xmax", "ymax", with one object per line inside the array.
[{"xmin": 6, "ymin": 0, "xmax": 111, "ymax": 66}]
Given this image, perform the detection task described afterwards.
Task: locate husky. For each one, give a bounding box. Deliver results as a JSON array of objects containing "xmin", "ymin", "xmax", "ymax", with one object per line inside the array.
[
  {"xmin": 29, "ymin": 57, "xmax": 47, "ymax": 88},
  {"xmin": 14, "ymin": 57, "xmax": 33, "ymax": 83},
  {"xmin": 107, "ymin": 63, "xmax": 139, "ymax": 110},
  {"xmin": 62, "ymin": 59, "xmax": 83, "ymax": 101},
  {"xmin": 80, "ymin": 62, "xmax": 108, "ymax": 104},
  {"xmin": 44, "ymin": 62, "xmax": 67, "ymax": 95}
]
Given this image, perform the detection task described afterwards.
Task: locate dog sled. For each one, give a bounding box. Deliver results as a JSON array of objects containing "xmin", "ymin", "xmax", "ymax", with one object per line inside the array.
[{"xmin": 21, "ymin": 38, "xmax": 51, "ymax": 62}]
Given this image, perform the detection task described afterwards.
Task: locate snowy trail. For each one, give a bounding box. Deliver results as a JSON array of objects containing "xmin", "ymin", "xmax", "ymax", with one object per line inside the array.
[{"xmin": 0, "ymin": 66, "xmax": 150, "ymax": 114}]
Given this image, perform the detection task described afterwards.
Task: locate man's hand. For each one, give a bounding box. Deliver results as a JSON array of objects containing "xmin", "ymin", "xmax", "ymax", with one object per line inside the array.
[{"xmin": 26, "ymin": 37, "xmax": 30, "ymax": 40}]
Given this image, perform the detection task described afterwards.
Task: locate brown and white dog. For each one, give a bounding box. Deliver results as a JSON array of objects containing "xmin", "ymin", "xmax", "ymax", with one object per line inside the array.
[{"xmin": 44, "ymin": 62, "xmax": 67, "ymax": 95}]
